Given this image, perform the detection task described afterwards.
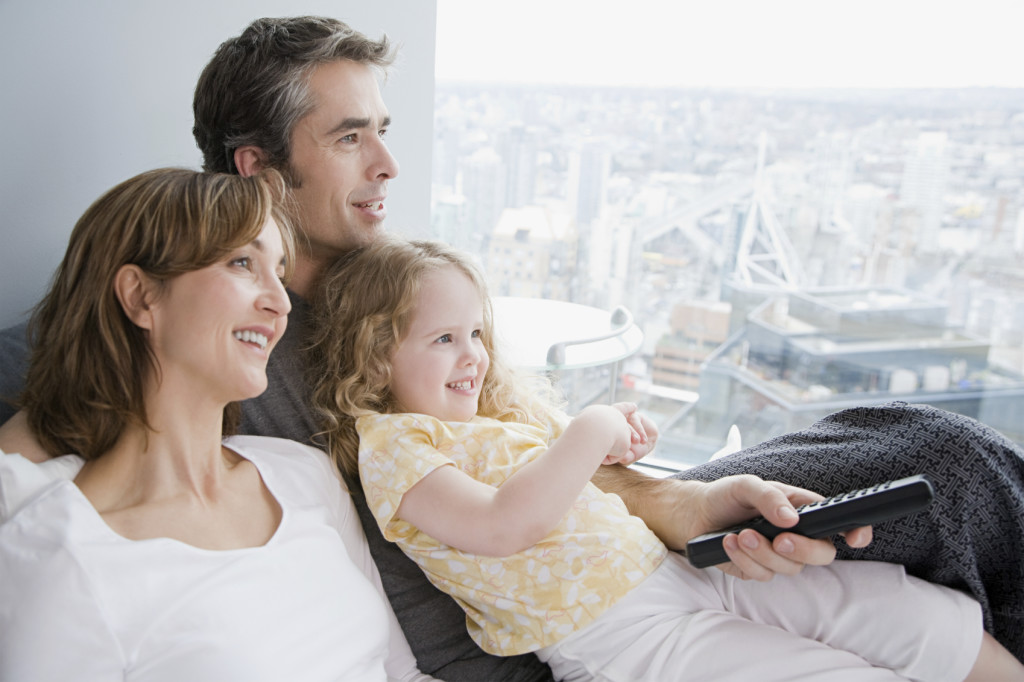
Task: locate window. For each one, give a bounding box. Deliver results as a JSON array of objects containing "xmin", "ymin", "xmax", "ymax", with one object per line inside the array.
[{"xmin": 433, "ymin": 0, "xmax": 1024, "ymax": 468}]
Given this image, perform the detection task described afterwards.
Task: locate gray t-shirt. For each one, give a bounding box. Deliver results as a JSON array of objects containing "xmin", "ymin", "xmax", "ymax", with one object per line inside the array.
[{"xmin": 0, "ymin": 321, "xmax": 29, "ymax": 425}]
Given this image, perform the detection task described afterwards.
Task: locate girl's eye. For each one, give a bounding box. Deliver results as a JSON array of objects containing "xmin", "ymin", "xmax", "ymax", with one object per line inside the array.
[
  {"xmin": 437, "ymin": 334, "xmax": 452, "ymax": 344},
  {"xmin": 471, "ymin": 329, "xmax": 482, "ymax": 339}
]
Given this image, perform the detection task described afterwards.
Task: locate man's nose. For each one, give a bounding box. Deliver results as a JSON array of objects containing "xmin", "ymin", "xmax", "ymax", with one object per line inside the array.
[{"xmin": 369, "ymin": 137, "xmax": 399, "ymax": 180}]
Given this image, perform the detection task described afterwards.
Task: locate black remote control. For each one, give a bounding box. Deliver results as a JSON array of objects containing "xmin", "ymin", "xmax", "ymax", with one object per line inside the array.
[{"xmin": 685, "ymin": 474, "xmax": 935, "ymax": 569}]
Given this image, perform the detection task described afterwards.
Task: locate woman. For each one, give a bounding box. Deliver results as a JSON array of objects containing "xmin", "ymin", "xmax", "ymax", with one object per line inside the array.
[{"xmin": 0, "ymin": 168, "xmax": 433, "ymax": 681}]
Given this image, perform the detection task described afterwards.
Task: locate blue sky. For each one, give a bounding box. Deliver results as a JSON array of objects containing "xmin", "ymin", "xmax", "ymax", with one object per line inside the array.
[{"xmin": 436, "ymin": 0, "xmax": 1024, "ymax": 88}]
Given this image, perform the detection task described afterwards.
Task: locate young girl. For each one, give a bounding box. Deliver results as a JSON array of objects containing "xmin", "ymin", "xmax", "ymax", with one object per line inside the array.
[{"xmin": 309, "ymin": 236, "xmax": 1020, "ymax": 681}]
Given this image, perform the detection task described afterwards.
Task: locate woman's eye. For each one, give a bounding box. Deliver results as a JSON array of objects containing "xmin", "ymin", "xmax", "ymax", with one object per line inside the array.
[{"xmin": 231, "ymin": 256, "xmax": 252, "ymax": 270}]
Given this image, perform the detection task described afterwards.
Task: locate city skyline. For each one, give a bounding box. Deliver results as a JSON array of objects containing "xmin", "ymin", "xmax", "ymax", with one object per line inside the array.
[
  {"xmin": 430, "ymin": 79, "xmax": 1024, "ymax": 457},
  {"xmin": 436, "ymin": 0, "xmax": 1024, "ymax": 89}
]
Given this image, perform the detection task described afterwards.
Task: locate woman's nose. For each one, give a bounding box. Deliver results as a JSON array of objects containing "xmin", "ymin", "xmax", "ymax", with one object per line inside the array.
[{"xmin": 260, "ymin": 275, "xmax": 291, "ymax": 318}]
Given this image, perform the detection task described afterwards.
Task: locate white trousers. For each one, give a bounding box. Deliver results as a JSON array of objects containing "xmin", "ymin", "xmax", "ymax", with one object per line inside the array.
[{"xmin": 536, "ymin": 553, "xmax": 982, "ymax": 682}]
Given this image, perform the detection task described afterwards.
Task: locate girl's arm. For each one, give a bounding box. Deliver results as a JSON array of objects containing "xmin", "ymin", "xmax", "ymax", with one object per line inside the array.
[{"xmin": 396, "ymin": 404, "xmax": 632, "ymax": 557}]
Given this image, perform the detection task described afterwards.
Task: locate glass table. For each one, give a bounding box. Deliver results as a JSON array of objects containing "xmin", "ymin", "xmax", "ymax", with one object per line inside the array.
[{"xmin": 491, "ymin": 296, "xmax": 644, "ymax": 402}]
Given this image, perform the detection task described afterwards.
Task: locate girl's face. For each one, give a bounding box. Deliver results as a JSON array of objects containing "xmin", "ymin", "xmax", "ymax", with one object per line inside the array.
[
  {"xmin": 389, "ymin": 266, "xmax": 490, "ymax": 422},
  {"xmin": 144, "ymin": 217, "xmax": 291, "ymax": 406}
]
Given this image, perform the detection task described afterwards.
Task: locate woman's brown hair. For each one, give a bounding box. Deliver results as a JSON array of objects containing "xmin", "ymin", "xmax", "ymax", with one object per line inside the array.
[{"xmin": 21, "ymin": 168, "xmax": 295, "ymax": 460}]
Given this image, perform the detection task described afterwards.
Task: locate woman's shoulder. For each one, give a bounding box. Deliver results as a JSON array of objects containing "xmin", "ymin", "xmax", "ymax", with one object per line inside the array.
[
  {"xmin": 0, "ymin": 452, "xmax": 84, "ymax": 522},
  {"xmin": 222, "ymin": 435, "xmax": 343, "ymax": 492},
  {"xmin": 223, "ymin": 434, "xmax": 324, "ymax": 459}
]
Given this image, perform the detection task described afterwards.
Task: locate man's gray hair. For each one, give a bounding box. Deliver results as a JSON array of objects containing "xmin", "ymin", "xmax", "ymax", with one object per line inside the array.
[{"xmin": 193, "ymin": 16, "xmax": 396, "ymax": 176}]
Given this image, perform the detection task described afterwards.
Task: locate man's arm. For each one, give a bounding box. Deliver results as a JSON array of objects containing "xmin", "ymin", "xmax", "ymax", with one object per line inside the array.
[
  {"xmin": 591, "ymin": 464, "xmax": 872, "ymax": 581},
  {"xmin": 0, "ymin": 412, "xmax": 49, "ymax": 463}
]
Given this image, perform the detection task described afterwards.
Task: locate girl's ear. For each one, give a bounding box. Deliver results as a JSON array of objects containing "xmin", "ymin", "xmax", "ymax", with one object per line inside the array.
[{"xmin": 113, "ymin": 264, "xmax": 158, "ymax": 330}]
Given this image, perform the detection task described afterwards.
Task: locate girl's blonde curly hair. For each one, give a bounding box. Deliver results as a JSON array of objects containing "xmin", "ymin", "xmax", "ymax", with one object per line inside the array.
[{"xmin": 308, "ymin": 237, "xmax": 562, "ymax": 477}]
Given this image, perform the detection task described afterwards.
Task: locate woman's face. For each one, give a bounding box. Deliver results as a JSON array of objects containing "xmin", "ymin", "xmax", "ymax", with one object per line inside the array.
[{"xmin": 145, "ymin": 217, "xmax": 291, "ymax": 406}]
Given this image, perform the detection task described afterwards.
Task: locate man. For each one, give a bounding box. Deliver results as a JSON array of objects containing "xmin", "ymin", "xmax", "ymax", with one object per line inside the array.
[{"xmin": 3, "ymin": 16, "xmax": 1023, "ymax": 676}]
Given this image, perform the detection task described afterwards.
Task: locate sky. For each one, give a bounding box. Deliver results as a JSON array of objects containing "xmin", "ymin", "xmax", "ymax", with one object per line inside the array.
[{"xmin": 435, "ymin": 0, "xmax": 1024, "ymax": 89}]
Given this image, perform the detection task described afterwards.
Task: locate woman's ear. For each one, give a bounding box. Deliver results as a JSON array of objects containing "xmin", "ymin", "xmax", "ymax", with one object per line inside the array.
[
  {"xmin": 114, "ymin": 264, "xmax": 158, "ymax": 330},
  {"xmin": 234, "ymin": 146, "xmax": 269, "ymax": 178}
]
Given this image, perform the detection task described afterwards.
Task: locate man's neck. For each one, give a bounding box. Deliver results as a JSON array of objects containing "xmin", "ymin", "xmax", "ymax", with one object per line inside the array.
[{"xmin": 288, "ymin": 257, "xmax": 324, "ymax": 300}]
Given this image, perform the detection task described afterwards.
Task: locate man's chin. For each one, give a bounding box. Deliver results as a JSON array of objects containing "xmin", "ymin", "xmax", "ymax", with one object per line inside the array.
[{"xmin": 354, "ymin": 223, "xmax": 387, "ymax": 248}]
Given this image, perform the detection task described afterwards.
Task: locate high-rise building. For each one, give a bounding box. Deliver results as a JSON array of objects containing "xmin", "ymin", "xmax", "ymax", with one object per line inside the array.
[
  {"xmin": 485, "ymin": 205, "xmax": 577, "ymax": 300},
  {"xmin": 500, "ymin": 124, "xmax": 539, "ymax": 209},
  {"xmin": 568, "ymin": 140, "xmax": 610, "ymax": 228},
  {"xmin": 899, "ymin": 131, "xmax": 950, "ymax": 253},
  {"xmin": 652, "ymin": 300, "xmax": 732, "ymax": 391},
  {"xmin": 461, "ymin": 147, "xmax": 507, "ymax": 251}
]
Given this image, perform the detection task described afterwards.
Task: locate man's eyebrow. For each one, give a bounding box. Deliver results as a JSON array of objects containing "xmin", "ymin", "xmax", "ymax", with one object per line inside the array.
[{"xmin": 327, "ymin": 115, "xmax": 392, "ymax": 136}]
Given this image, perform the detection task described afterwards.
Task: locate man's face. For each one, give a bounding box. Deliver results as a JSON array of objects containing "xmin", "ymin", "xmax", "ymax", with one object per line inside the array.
[{"xmin": 286, "ymin": 59, "xmax": 400, "ymax": 289}]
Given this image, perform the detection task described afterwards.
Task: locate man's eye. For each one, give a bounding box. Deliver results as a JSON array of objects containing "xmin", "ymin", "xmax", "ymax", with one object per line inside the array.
[
  {"xmin": 339, "ymin": 134, "xmax": 357, "ymax": 144},
  {"xmin": 378, "ymin": 128, "xmax": 389, "ymax": 140}
]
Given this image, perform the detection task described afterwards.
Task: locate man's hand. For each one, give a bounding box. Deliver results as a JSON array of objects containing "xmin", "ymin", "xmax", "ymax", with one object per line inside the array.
[
  {"xmin": 677, "ymin": 475, "xmax": 873, "ymax": 580},
  {"xmin": 591, "ymin": 467, "xmax": 873, "ymax": 581}
]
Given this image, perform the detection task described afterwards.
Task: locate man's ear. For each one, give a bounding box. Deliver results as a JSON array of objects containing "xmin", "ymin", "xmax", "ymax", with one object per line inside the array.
[
  {"xmin": 113, "ymin": 265, "xmax": 158, "ymax": 330},
  {"xmin": 234, "ymin": 146, "xmax": 269, "ymax": 178}
]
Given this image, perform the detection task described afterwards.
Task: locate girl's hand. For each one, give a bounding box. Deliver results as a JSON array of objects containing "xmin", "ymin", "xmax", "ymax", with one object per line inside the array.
[{"xmin": 602, "ymin": 403, "xmax": 659, "ymax": 465}]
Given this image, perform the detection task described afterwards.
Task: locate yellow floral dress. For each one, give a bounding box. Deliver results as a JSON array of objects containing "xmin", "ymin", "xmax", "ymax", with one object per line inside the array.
[{"xmin": 357, "ymin": 412, "xmax": 667, "ymax": 655}]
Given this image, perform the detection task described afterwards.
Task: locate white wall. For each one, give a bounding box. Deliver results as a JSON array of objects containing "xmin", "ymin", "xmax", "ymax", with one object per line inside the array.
[{"xmin": 0, "ymin": 0, "xmax": 436, "ymax": 328}]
